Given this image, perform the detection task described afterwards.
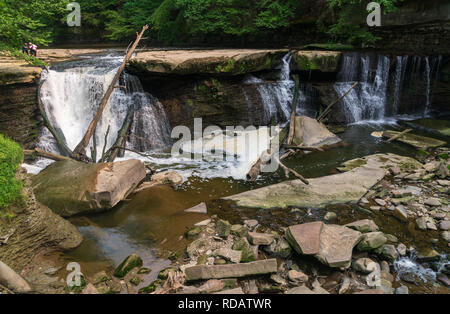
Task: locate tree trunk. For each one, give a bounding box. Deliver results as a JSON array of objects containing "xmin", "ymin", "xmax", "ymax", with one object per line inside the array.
[
  {"xmin": 105, "ymin": 108, "xmax": 134, "ymax": 162},
  {"xmin": 71, "ymin": 25, "xmax": 149, "ymax": 160},
  {"xmin": 287, "ymin": 75, "xmax": 300, "ymax": 146},
  {"xmin": 317, "ymin": 81, "xmax": 359, "ymax": 122}
]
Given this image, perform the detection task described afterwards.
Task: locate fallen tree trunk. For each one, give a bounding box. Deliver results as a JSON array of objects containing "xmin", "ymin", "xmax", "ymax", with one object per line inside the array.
[
  {"xmin": 24, "ymin": 148, "xmax": 72, "ymax": 162},
  {"xmin": 317, "ymin": 81, "xmax": 359, "ymax": 122},
  {"xmin": 275, "ymin": 157, "xmax": 309, "ymax": 185},
  {"xmin": 71, "ymin": 25, "xmax": 149, "ymax": 161},
  {"xmin": 287, "ymin": 75, "xmax": 300, "ymax": 146},
  {"xmin": 104, "ymin": 108, "xmax": 134, "ymax": 162},
  {"xmin": 37, "ymin": 78, "xmax": 72, "ymax": 157},
  {"xmin": 284, "ymin": 145, "xmax": 324, "ymax": 152},
  {"xmin": 386, "ymin": 128, "xmax": 412, "ymax": 143}
]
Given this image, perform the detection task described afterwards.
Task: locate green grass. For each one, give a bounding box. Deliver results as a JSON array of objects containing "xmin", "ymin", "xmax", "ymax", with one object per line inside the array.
[
  {"xmin": 0, "ymin": 134, "xmax": 24, "ymax": 209},
  {"xmin": 0, "ymin": 43, "xmax": 47, "ymax": 67}
]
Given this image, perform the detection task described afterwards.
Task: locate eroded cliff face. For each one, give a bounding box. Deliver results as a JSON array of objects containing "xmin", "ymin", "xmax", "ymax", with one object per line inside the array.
[{"xmin": 0, "ymin": 55, "xmax": 42, "ymax": 149}]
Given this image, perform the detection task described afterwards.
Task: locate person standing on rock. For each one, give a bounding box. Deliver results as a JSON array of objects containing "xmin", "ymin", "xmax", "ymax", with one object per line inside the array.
[
  {"xmin": 22, "ymin": 42, "xmax": 29, "ymax": 55},
  {"xmin": 30, "ymin": 43, "xmax": 38, "ymax": 57}
]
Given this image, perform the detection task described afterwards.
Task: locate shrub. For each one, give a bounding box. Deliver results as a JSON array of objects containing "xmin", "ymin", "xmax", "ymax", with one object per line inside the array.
[{"xmin": 0, "ymin": 134, "xmax": 24, "ymax": 209}]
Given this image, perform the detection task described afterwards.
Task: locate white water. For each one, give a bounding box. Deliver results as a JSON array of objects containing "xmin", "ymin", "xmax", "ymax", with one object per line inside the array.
[
  {"xmin": 31, "ymin": 53, "xmax": 274, "ymax": 180},
  {"xmin": 335, "ymin": 53, "xmax": 443, "ymax": 124},
  {"xmin": 394, "ymin": 254, "xmax": 449, "ymax": 284}
]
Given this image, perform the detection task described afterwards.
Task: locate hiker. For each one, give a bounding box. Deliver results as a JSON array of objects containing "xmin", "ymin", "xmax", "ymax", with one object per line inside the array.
[
  {"xmin": 28, "ymin": 42, "xmax": 37, "ymax": 57},
  {"xmin": 22, "ymin": 42, "xmax": 29, "ymax": 55}
]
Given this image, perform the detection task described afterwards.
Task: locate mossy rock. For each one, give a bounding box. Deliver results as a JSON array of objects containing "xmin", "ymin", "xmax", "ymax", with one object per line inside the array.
[
  {"xmin": 130, "ymin": 276, "xmax": 141, "ymax": 286},
  {"xmin": 64, "ymin": 275, "xmax": 87, "ymax": 294},
  {"xmin": 114, "ymin": 254, "xmax": 143, "ymax": 278},
  {"xmin": 232, "ymin": 237, "xmax": 257, "ymax": 263},
  {"xmin": 137, "ymin": 267, "xmax": 151, "ymax": 275},
  {"xmin": 138, "ymin": 279, "xmax": 164, "ymax": 294},
  {"xmin": 185, "ymin": 227, "xmax": 202, "ymax": 240},
  {"xmin": 216, "ymin": 219, "xmax": 231, "ymax": 237},
  {"xmin": 157, "ymin": 267, "xmax": 177, "ymax": 280},
  {"xmin": 231, "ymin": 224, "xmax": 248, "ymax": 237}
]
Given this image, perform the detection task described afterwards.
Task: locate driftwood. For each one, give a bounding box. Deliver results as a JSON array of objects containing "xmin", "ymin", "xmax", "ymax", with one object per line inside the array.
[
  {"xmin": 99, "ymin": 125, "xmax": 111, "ymax": 163},
  {"xmin": 37, "ymin": 78, "xmax": 72, "ymax": 157},
  {"xmin": 287, "ymin": 75, "xmax": 300, "ymax": 146},
  {"xmin": 275, "ymin": 157, "xmax": 309, "ymax": 185},
  {"xmin": 386, "ymin": 128, "xmax": 412, "ymax": 143},
  {"xmin": 317, "ymin": 81, "xmax": 359, "ymax": 122},
  {"xmin": 246, "ymin": 149, "xmax": 273, "ymax": 181},
  {"xmin": 24, "ymin": 148, "xmax": 72, "ymax": 161},
  {"xmin": 71, "ymin": 25, "xmax": 149, "ymax": 160},
  {"xmin": 284, "ymin": 145, "xmax": 324, "ymax": 152}
]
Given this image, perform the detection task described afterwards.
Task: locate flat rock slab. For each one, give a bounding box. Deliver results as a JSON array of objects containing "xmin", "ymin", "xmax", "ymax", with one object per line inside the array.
[
  {"xmin": 286, "ymin": 222, "xmax": 323, "ymax": 255},
  {"xmin": 128, "ymin": 49, "xmax": 288, "ymax": 75},
  {"xmin": 314, "ymin": 224, "xmax": 362, "ymax": 268},
  {"xmin": 184, "ymin": 259, "xmax": 277, "ymax": 281},
  {"xmin": 403, "ymin": 118, "xmax": 450, "ymax": 137},
  {"xmin": 184, "ymin": 202, "xmax": 208, "ymax": 214},
  {"xmin": 224, "ymin": 153, "xmax": 419, "ymax": 209},
  {"xmin": 32, "ymin": 159, "xmax": 146, "ymax": 217},
  {"xmin": 0, "ymin": 54, "xmax": 42, "ymax": 85},
  {"xmin": 295, "ymin": 51, "xmax": 342, "ymax": 72},
  {"xmin": 382, "ymin": 130, "xmax": 446, "ymax": 150}
]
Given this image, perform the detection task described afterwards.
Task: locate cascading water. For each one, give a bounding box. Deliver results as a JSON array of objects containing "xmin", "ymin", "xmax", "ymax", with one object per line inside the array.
[
  {"xmin": 334, "ymin": 53, "xmax": 443, "ymax": 124},
  {"xmin": 243, "ymin": 53, "xmax": 294, "ymax": 124},
  {"xmin": 36, "ymin": 53, "xmax": 172, "ymax": 164}
]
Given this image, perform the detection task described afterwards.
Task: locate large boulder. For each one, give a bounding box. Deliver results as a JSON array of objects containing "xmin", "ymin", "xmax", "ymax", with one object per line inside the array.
[
  {"xmin": 32, "ymin": 159, "xmax": 146, "ymax": 217},
  {"xmin": 286, "ymin": 222, "xmax": 362, "ymax": 269},
  {"xmin": 292, "ymin": 116, "xmax": 342, "ymax": 147}
]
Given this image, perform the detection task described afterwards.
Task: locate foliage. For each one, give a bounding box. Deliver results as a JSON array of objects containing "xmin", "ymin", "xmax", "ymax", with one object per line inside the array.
[
  {"xmin": 325, "ymin": 0, "xmax": 402, "ymax": 45},
  {"xmin": 0, "ymin": 0, "xmax": 69, "ymax": 47},
  {"xmin": 0, "ymin": 134, "xmax": 24, "ymax": 210}
]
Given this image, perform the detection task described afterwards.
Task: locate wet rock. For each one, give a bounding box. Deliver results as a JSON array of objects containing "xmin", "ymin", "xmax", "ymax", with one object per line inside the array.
[
  {"xmin": 245, "ymin": 280, "xmax": 259, "ymax": 294},
  {"xmin": 114, "ymin": 254, "xmax": 143, "ymax": 278},
  {"xmin": 380, "ymin": 261, "xmax": 390, "ymax": 272},
  {"xmin": 195, "ymin": 219, "xmax": 212, "ymax": 227},
  {"xmin": 263, "ymin": 238, "xmax": 292, "ymax": 258},
  {"xmin": 314, "ymin": 224, "xmax": 363, "ymax": 268},
  {"xmin": 92, "ymin": 271, "xmax": 109, "ymax": 284},
  {"xmin": 353, "ymin": 289, "xmax": 386, "ymax": 294},
  {"xmin": 247, "ymin": 232, "xmax": 274, "ymax": 246},
  {"xmin": 389, "ymin": 167, "xmax": 401, "ymax": 176},
  {"xmin": 416, "ymin": 217, "xmax": 427, "ymax": 230},
  {"xmin": 384, "ymin": 234, "xmax": 398, "ymax": 243},
  {"xmin": 370, "ymin": 206, "xmax": 381, "ymax": 211},
  {"xmin": 352, "ymin": 258, "xmax": 377, "ymax": 274},
  {"xmin": 397, "ymin": 243, "xmax": 407, "ymax": 256},
  {"xmin": 214, "ymin": 287, "xmax": 244, "ymax": 294},
  {"xmin": 392, "ymin": 189, "xmax": 412, "ymax": 198},
  {"xmin": 416, "ymin": 249, "xmax": 440, "ymax": 262},
  {"xmin": 393, "ymin": 205, "xmax": 409, "ymax": 222},
  {"xmin": 338, "ymin": 277, "xmax": 351, "ymax": 294},
  {"xmin": 374, "ymin": 245, "xmax": 398, "ymax": 262},
  {"xmin": 32, "ymin": 159, "xmax": 146, "ymax": 217},
  {"xmin": 185, "ymin": 227, "xmax": 202, "ymax": 240},
  {"xmin": 158, "ymin": 268, "xmax": 177, "ymax": 280},
  {"xmin": 357, "ymin": 232, "xmax": 387, "ymax": 251},
  {"xmin": 135, "ymin": 171, "xmax": 183, "ymax": 193},
  {"xmin": 442, "ymin": 231, "xmax": 450, "ymax": 242},
  {"xmin": 187, "ymin": 238, "xmax": 207, "ymax": 259},
  {"xmin": 437, "ymin": 179, "xmax": 450, "ymax": 186},
  {"xmin": 82, "ymin": 283, "xmax": 99, "ymax": 294},
  {"xmin": 213, "ymin": 248, "xmax": 242, "ymax": 264},
  {"xmin": 184, "ymin": 202, "xmax": 208, "ymax": 214},
  {"xmin": 286, "ymin": 221, "xmax": 323, "ymax": 255},
  {"xmin": 243, "ymin": 219, "xmax": 259, "ymax": 229},
  {"xmin": 345, "ymin": 219, "xmax": 379, "ymax": 233},
  {"xmin": 382, "ymin": 130, "xmax": 446, "ymax": 150},
  {"xmin": 437, "ymin": 274, "xmax": 450, "ymax": 287},
  {"xmin": 232, "ymin": 237, "xmax": 257, "ymax": 263},
  {"xmin": 395, "ymin": 285, "xmax": 409, "ymax": 294},
  {"xmin": 439, "ymin": 220, "xmax": 450, "ymax": 231},
  {"xmin": 285, "ymin": 286, "xmax": 316, "ymax": 294},
  {"xmin": 270, "ymin": 273, "xmax": 287, "ymax": 286},
  {"xmin": 138, "ymin": 279, "xmax": 164, "ymax": 294},
  {"xmin": 230, "ymin": 224, "xmax": 248, "ymax": 237},
  {"xmin": 375, "ymin": 199, "xmax": 387, "ymax": 207},
  {"xmin": 437, "ymin": 162, "xmax": 450, "ymax": 179},
  {"xmin": 287, "ymin": 270, "xmax": 309, "ymax": 283},
  {"xmin": 184, "ymin": 259, "xmax": 278, "ymax": 281},
  {"xmin": 216, "ymin": 219, "xmax": 231, "ymax": 237},
  {"xmin": 324, "ymin": 211, "xmax": 338, "ymax": 222},
  {"xmin": 423, "ymin": 161, "xmax": 440, "ymax": 172},
  {"xmin": 198, "ymin": 279, "xmax": 225, "ymax": 293},
  {"xmin": 130, "ymin": 277, "xmax": 141, "ymax": 286},
  {"xmin": 424, "ymin": 197, "xmax": 442, "ymax": 206},
  {"xmin": 0, "ymin": 261, "xmax": 32, "ymax": 293}
]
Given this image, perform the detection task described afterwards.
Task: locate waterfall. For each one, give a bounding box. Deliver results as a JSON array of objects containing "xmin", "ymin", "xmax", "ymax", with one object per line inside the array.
[
  {"xmin": 243, "ymin": 53, "xmax": 295, "ymax": 124},
  {"xmin": 38, "ymin": 54, "xmax": 171, "ymax": 161},
  {"xmin": 335, "ymin": 53, "xmax": 443, "ymax": 123}
]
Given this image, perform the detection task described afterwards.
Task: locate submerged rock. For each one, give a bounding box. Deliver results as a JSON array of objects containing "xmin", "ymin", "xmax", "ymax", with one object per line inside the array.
[
  {"xmin": 114, "ymin": 254, "xmax": 143, "ymax": 278},
  {"xmin": 32, "ymin": 159, "xmax": 146, "ymax": 217},
  {"xmin": 382, "ymin": 130, "xmax": 446, "ymax": 150}
]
